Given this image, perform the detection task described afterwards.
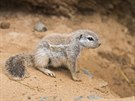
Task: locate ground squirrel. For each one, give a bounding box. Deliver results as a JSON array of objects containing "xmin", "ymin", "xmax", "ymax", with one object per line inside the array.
[{"xmin": 4, "ymin": 29, "xmax": 101, "ymax": 81}]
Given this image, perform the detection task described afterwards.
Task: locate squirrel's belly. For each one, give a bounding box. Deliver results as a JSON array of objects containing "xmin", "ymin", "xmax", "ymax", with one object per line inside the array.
[{"xmin": 50, "ymin": 52, "xmax": 67, "ymax": 67}]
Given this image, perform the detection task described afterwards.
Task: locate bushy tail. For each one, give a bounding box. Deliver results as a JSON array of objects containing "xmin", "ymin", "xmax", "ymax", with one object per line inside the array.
[{"xmin": 4, "ymin": 54, "xmax": 34, "ymax": 80}]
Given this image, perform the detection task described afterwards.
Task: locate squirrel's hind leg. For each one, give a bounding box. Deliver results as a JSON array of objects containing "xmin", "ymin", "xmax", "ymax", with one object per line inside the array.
[
  {"xmin": 38, "ymin": 67, "xmax": 56, "ymax": 77},
  {"xmin": 34, "ymin": 53, "xmax": 56, "ymax": 77}
]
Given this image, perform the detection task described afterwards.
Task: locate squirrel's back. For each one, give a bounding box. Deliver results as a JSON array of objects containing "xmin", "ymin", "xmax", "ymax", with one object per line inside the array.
[{"xmin": 41, "ymin": 33, "xmax": 71, "ymax": 45}]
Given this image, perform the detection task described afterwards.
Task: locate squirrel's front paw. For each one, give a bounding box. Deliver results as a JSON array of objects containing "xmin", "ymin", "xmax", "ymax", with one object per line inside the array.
[
  {"xmin": 46, "ymin": 71, "xmax": 56, "ymax": 78},
  {"xmin": 72, "ymin": 74, "xmax": 81, "ymax": 82},
  {"xmin": 73, "ymin": 78, "xmax": 81, "ymax": 82},
  {"xmin": 43, "ymin": 69, "xmax": 56, "ymax": 78}
]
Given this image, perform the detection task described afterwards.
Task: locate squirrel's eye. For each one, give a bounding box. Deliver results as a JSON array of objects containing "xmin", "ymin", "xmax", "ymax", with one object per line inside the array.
[{"xmin": 87, "ymin": 37, "xmax": 94, "ymax": 41}]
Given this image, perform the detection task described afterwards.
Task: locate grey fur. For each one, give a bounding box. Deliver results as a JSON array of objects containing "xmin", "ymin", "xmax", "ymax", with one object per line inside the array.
[
  {"xmin": 34, "ymin": 29, "xmax": 101, "ymax": 81},
  {"xmin": 5, "ymin": 54, "xmax": 33, "ymax": 80},
  {"xmin": 4, "ymin": 29, "xmax": 101, "ymax": 81}
]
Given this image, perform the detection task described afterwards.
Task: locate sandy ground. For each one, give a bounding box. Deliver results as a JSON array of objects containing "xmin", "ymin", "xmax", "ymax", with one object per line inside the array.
[{"xmin": 0, "ymin": 13, "xmax": 135, "ymax": 101}]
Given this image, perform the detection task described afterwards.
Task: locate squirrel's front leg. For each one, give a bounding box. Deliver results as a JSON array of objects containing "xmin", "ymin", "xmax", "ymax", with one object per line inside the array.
[{"xmin": 67, "ymin": 59, "xmax": 81, "ymax": 81}]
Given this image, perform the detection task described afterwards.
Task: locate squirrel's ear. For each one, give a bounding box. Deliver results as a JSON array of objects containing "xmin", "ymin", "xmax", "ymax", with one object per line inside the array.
[{"xmin": 79, "ymin": 34, "xmax": 82, "ymax": 40}]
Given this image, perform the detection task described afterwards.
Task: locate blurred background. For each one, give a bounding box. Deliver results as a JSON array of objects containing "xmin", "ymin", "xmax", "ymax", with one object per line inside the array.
[{"xmin": 0, "ymin": 0, "xmax": 135, "ymax": 99}]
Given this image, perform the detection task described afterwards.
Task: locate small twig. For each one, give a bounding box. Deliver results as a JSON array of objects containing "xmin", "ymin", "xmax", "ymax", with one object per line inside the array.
[
  {"xmin": 16, "ymin": 81, "xmax": 45, "ymax": 92},
  {"xmin": 118, "ymin": 68, "xmax": 130, "ymax": 83},
  {"xmin": 130, "ymin": 83, "xmax": 135, "ymax": 87},
  {"xmin": 17, "ymin": 81, "xmax": 36, "ymax": 90}
]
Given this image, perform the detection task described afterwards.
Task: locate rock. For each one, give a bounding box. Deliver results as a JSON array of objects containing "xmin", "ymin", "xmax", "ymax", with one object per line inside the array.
[
  {"xmin": 121, "ymin": 28, "xmax": 128, "ymax": 33},
  {"xmin": 39, "ymin": 96, "xmax": 46, "ymax": 101},
  {"xmin": 108, "ymin": 4, "xmax": 114, "ymax": 10},
  {"xmin": 81, "ymin": 68, "xmax": 93, "ymax": 78},
  {"xmin": 39, "ymin": 96, "xmax": 61, "ymax": 101},
  {"xmin": 74, "ymin": 96, "xmax": 83, "ymax": 101},
  {"xmin": 0, "ymin": 22, "xmax": 10, "ymax": 29},
  {"xmin": 27, "ymin": 96, "xmax": 31, "ymax": 99},
  {"xmin": 87, "ymin": 95, "xmax": 102, "ymax": 100},
  {"xmin": 101, "ymin": 15, "xmax": 109, "ymax": 23},
  {"xmin": 34, "ymin": 21, "xmax": 47, "ymax": 32}
]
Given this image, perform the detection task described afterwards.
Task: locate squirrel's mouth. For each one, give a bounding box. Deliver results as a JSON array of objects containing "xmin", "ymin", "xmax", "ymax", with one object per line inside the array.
[{"xmin": 90, "ymin": 43, "xmax": 101, "ymax": 49}]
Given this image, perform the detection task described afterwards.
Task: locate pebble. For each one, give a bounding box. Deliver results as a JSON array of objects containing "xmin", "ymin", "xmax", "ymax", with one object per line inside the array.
[
  {"xmin": 108, "ymin": 4, "xmax": 114, "ymax": 10},
  {"xmin": 39, "ymin": 96, "xmax": 46, "ymax": 101},
  {"xmin": 122, "ymin": 28, "xmax": 128, "ymax": 33},
  {"xmin": 74, "ymin": 96, "xmax": 83, "ymax": 101},
  {"xmin": 55, "ymin": 84, "xmax": 57, "ymax": 87},
  {"xmin": 87, "ymin": 95, "xmax": 102, "ymax": 100},
  {"xmin": 0, "ymin": 22, "xmax": 10, "ymax": 29},
  {"xmin": 101, "ymin": 15, "xmax": 109, "ymax": 23},
  {"xmin": 60, "ymin": 79, "xmax": 62, "ymax": 81},
  {"xmin": 34, "ymin": 21, "xmax": 47, "ymax": 32},
  {"xmin": 81, "ymin": 68, "xmax": 93, "ymax": 78},
  {"xmin": 27, "ymin": 96, "xmax": 31, "ymax": 100}
]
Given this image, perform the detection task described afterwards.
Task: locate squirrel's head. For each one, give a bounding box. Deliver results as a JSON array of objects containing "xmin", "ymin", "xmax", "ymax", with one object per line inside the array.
[{"xmin": 74, "ymin": 29, "xmax": 101, "ymax": 49}]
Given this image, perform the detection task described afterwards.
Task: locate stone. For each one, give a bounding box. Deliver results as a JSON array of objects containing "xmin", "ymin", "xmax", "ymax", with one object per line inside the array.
[
  {"xmin": 87, "ymin": 95, "xmax": 102, "ymax": 100},
  {"xmin": 0, "ymin": 22, "xmax": 10, "ymax": 29},
  {"xmin": 74, "ymin": 96, "xmax": 83, "ymax": 101},
  {"xmin": 81, "ymin": 68, "xmax": 93, "ymax": 78},
  {"xmin": 34, "ymin": 21, "xmax": 47, "ymax": 32}
]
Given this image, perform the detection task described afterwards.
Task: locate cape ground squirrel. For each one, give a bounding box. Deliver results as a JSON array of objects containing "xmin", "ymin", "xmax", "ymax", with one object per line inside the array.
[{"xmin": 4, "ymin": 29, "xmax": 101, "ymax": 81}]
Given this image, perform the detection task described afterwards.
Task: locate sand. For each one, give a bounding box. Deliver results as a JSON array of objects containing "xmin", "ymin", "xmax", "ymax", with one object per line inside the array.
[{"xmin": 0, "ymin": 13, "xmax": 135, "ymax": 101}]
